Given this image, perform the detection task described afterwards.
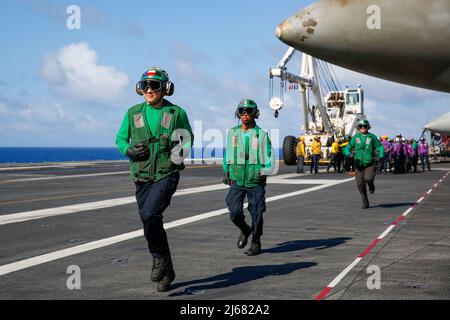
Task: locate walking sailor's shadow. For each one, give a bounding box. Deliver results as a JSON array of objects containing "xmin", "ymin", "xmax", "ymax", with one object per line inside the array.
[
  {"xmin": 370, "ymin": 203, "xmax": 415, "ymax": 209},
  {"xmin": 262, "ymin": 237, "xmax": 352, "ymax": 254},
  {"xmin": 169, "ymin": 238, "xmax": 351, "ymax": 296},
  {"xmin": 169, "ymin": 262, "xmax": 316, "ymax": 297}
]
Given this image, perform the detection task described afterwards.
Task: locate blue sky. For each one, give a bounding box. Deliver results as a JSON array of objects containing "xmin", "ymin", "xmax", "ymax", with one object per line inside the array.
[{"xmin": 0, "ymin": 0, "xmax": 448, "ymax": 148}]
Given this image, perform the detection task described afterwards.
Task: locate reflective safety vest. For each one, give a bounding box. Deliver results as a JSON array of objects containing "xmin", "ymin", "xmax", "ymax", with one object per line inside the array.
[
  {"xmin": 225, "ymin": 125, "xmax": 273, "ymax": 188},
  {"xmin": 128, "ymin": 102, "xmax": 185, "ymax": 182}
]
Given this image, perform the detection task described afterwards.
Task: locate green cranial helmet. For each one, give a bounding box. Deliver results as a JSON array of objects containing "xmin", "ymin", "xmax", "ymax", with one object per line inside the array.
[
  {"xmin": 136, "ymin": 66, "xmax": 175, "ymax": 96},
  {"xmin": 358, "ymin": 119, "xmax": 371, "ymax": 129},
  {"xmin": 236, "ymin": 98, "xmax": 260, "ymax": 119},
  {"xmin": 238, "ymin": 98, "xmax": 258, "ymax": 109},
  {"xmin": 141, "ymin": 67, "xmax": 169, "ymax": 82}
]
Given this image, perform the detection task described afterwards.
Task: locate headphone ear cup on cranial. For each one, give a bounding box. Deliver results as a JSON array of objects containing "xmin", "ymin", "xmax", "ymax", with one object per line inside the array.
[
  {"xmin": 235, "ymin": 108, "xmax": 240, "ymax": 119},
  {"xmin": 136, "ymin": 82, "xmax": 144, "ymax": 96},
  {"xmin": 165, "ymin": 81, "xmax": 175, "ymax": 96}
]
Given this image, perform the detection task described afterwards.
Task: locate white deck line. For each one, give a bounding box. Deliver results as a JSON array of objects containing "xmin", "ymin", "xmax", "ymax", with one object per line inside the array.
[{"xmin": 0, "ymin": 178, "xmax": 354, "ymax": 276}]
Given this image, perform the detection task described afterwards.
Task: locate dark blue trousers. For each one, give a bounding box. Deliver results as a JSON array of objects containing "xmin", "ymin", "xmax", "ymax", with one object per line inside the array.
[
  {"xmin": 226, "ymin": 183, "xmax": 266, "ymax": 241},
  {"xmin": 135, "ymin": 173, "xmax": 180, "ymax": 259}
]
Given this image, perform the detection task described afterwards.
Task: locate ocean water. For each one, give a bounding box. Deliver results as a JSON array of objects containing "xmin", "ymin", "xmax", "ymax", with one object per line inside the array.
[
  {"xmin": 0, "ymin": 147, "xmax": 283, "ymax": 164},
  {"xmin": 0, "ymin": 147, "xmax": 127, "ymax": 163}
]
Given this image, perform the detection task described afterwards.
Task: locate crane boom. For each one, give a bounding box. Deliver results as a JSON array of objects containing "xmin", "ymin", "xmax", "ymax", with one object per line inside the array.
[{"xmin": 269, "ymin": 47, "xmax": 332, "ymax": 132}]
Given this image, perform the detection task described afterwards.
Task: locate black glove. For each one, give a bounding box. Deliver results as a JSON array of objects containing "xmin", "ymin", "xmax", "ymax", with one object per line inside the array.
[
  {"xmin": 223, "ymin": 172, "xmax": 231, "ymax": 186},
  {"xmin": 126, "ymin": 144, "xmax": 150, "ymax": 162},
  {"xmin": 259, "ymin": 175, "xmax": 267, "ymax": 187}
]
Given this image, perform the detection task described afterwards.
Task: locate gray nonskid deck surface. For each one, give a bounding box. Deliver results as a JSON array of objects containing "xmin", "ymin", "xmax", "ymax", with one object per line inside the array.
[{"xmin": 0, "ymin": 161, "xmax": 449, "ymax": 300}]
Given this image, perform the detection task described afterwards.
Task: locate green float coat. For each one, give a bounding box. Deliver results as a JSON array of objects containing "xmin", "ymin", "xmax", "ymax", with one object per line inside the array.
[
  {"xmin": 223, "ymin": 125, "xmax": 274, "ymax": 188},
  {"xmin": 116, "ymin": 100, "xmax": 193, "ymax": 182},
  {"xmin": 344, "ymin": 132, "xmax": 384, "ymax": 167}
]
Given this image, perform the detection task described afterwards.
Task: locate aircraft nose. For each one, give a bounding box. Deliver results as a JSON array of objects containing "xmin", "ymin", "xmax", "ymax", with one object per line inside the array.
[
  {"xmin": 275, "ymin": 17, "xmax": 299, "ymax": 45},
  {"xmin": 275, "ymin": 13, "xmax": 319, "ymax": 49},
  {"xmin": 275, "ymin": 25, "xmax": 282, "ymax": 39}
]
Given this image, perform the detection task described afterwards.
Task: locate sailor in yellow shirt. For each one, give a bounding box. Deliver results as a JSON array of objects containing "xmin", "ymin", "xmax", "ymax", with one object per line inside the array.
[
  {"xmin": 327, "ymin": 140, "xmax": 342, "ymax": 173},
  {"xmin": 296, "ymin": 137, "xmax": 306, "ymax": 174},
  {"xmin": 310, "ymin": 136, "xmax": 322, "ymax": 174}
]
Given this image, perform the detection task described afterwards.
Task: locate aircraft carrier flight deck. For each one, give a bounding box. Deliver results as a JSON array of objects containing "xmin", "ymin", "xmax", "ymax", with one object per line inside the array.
[{"xmin": 0, "ymin": 161, "xmax": 449, "ymax": 300}]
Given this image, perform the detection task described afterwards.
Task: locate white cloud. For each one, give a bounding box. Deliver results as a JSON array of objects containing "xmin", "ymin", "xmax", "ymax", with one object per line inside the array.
[
  {"xmin": 0, "ymin": 93, "xmax": 125, "ymax": 146},
  {"xmin": 0, "ymin": 96, "xmax": 108, "ymax": 135},
  {"xmin": 40, "ymin": 42, "xmax": 130, "ymax": 104}
]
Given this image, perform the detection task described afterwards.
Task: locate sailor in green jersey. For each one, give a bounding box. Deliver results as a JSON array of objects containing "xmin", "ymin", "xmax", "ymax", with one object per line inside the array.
[
  {"xmin": 344, "ymin": 120, "xmax": 384, "ymax": 209},
  {"xmin": 223, "ymin": 99, "xmax": 274, "ymax": 256},
  {"xmin": 115, "ymin": 67, "xmax": 193, "ymax": 292},
  {"xmin": 411, "ymin": 138, "xmax": 419, "ymax": 173}
]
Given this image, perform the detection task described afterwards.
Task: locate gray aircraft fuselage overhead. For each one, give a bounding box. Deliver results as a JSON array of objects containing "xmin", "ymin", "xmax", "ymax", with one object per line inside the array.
[
  {"xmin": 276, "ymin": 0, "xmax": 450, "ymax": 93},
  {"xmin": 426, "ymin": 112, "xmax": 450, "ymax": 135}
]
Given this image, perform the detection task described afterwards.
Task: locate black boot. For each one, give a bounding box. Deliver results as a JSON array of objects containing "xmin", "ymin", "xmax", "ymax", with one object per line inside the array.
[
  {"xmin": 362, "ymin": 200, "xmax": 370, "ymax": 209},
  {"xmin": 246, "ymin": 239, "xmax": 261, "ymax": 256},
  {"xmin": 238, "ymin": 230, "xmax": 251, "ymax": 249},
  {"xmin": 368, "ymin": 181, "xmax": 375, "ymax": 194},
  {"xmin": 151, "ymin": 255, "xmax": 170, "ymax": 282},
  {"xmin": 157, "ymin": 268, "xmax": 176, "ymax": 293},
  {"xmin": 232, "ymin": 216, "xmax": 251, "ymax": 249}
]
